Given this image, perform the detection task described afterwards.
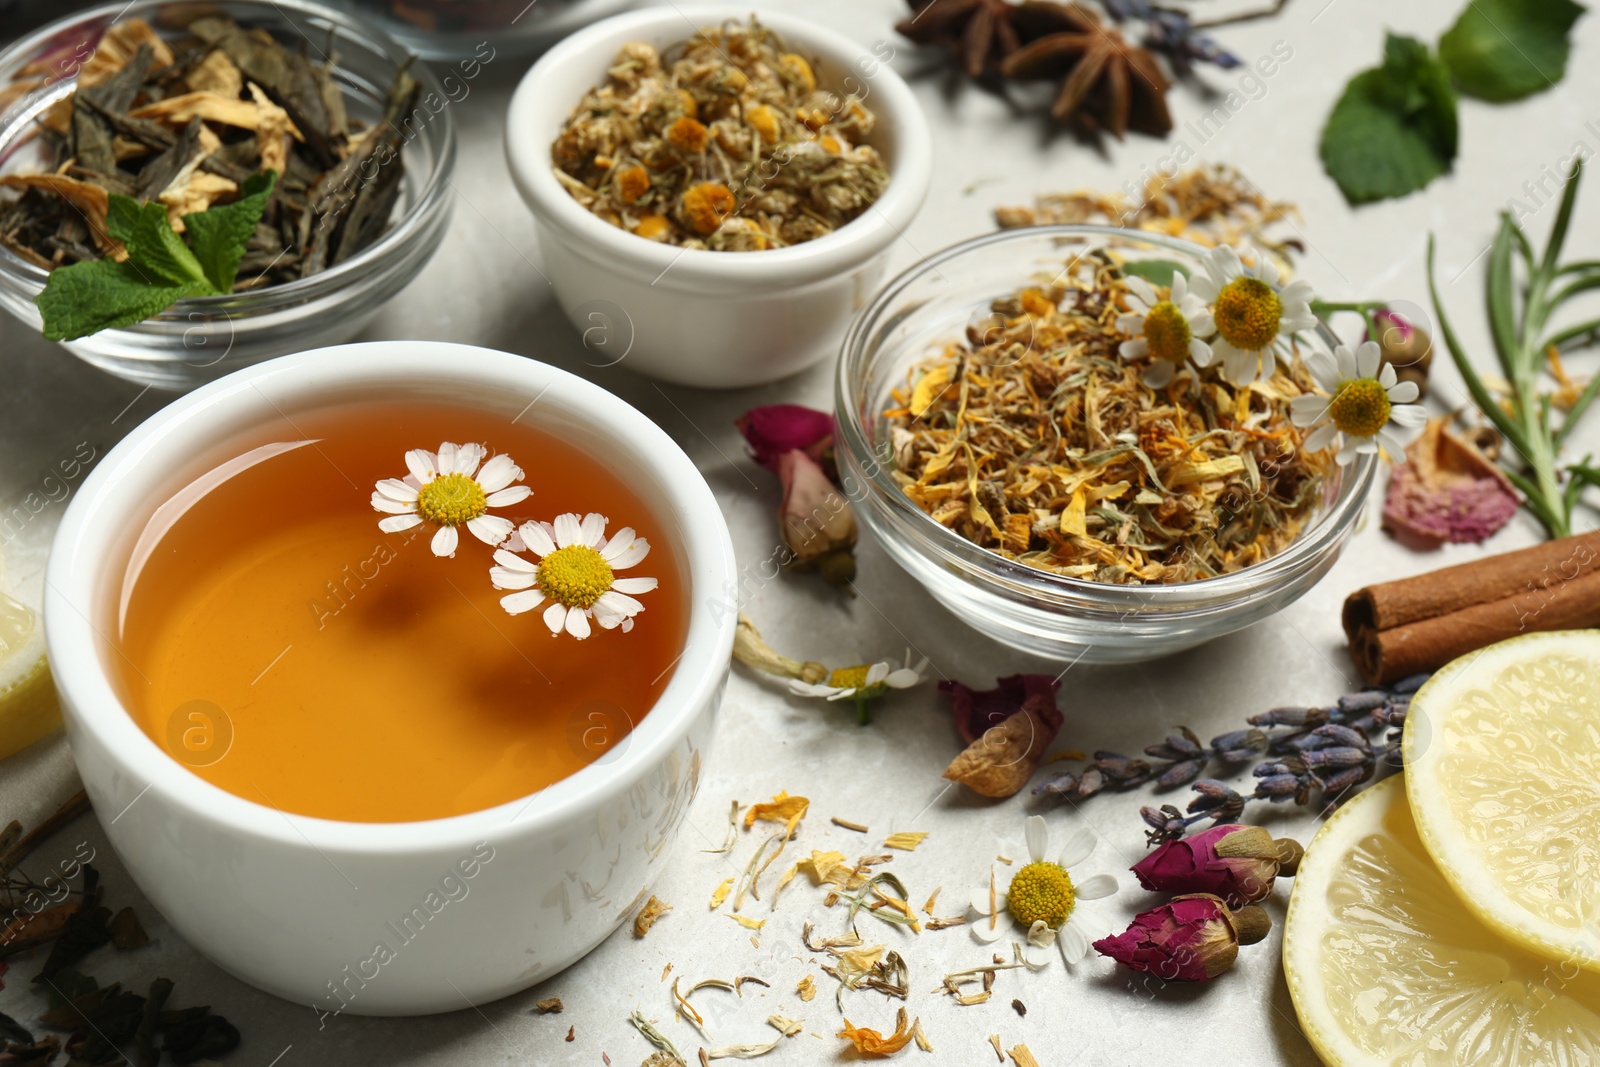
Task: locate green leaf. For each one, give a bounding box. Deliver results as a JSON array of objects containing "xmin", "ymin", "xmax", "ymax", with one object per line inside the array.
[
  {"xmin": 1320, "ymin": 34, "xmax": 1459, "ymax": 205},
  {"xmin": 1438, "ymin": 0, "xmax": 1585, "ymax": 102},
  {"xmin": 1486, "ymin": 213, "xmax": 1521, "ymax": 377},
  {"xmin": 1119, "ymin": 259, "xmax": 1187, "ymax": 288},
  {"xmin": 1426, "ymin": 235, "xmax": 1529, "ymax": 454},
  {"xmin": 104, "ymin": 195, "xmax": 210, "ymax": 290},
  {"xmin": 183, "ymin": 169, "xmax": 277, "ymax": 294},
  {"xmin": 34, "ymin": 258, "xmax": 206, "ymax": 342},
  {"xmin": 1541, "ymin": 158, "xmax": 1584, "ymax": 279}
]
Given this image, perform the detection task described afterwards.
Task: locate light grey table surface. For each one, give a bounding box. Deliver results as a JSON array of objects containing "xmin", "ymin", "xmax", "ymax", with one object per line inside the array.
[{"xmin": 3, "ymin": 0, "xmax": 1598, "ymax": 1063}]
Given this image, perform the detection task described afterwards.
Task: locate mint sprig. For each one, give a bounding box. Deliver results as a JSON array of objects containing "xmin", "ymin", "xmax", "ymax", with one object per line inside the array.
[
  {"xmin": 35, "ymin": 170, "xmax": 277, "ymax": 342},
  {"xmin": 1320, "ymin": 34, "xmax": 1459, "ymax": 206},
  {"xmin": 1439, "ymin": 0, "xmax": 1586, "ymax": 102}
]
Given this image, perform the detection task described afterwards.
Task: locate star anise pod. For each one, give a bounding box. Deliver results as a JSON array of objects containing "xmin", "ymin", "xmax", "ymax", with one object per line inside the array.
[
  {"xmin": 1001, "ymin": 1, "xmax": 1173, "ymax": 138},
  {"xmin": 897, "ymin": 0, "xmax": 1026, "ymax": 78}
]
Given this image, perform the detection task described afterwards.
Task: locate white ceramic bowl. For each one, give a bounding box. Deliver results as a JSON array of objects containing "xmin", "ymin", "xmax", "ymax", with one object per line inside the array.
[
  {"xmin": 505, "ymin": 6, "xmax": 933, "ymax": 389},
  {"xmin": 44, "ymin": 341, "xmax": 737, "ymax": 1014}
]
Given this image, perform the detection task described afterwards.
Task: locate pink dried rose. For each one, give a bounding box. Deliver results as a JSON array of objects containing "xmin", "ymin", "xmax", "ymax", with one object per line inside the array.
[
  {"xmin": 1093, "ymin": 893, "xmax": 1270, "ymax": 982},
  {"xmin": 1383, "ymin": 418, "xmax": 1518, "ymax": 550},
  {"xmin": 736, "ymin": 404, "xmax": 837, "ymax": 475},
  {"xmin": 1131, "ymin": 824, "xmax": 1302, "ymax": 907},
  {"xmin": 938, "ymin": 674, "xmax": 1061, "ymax": 745},
  {"xmin": 778, "ymin": 448, "xmax": 856, "ymax": 585}
]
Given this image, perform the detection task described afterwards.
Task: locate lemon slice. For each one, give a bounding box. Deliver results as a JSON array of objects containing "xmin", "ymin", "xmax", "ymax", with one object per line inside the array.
[
  {"xmin": 1403, "ymin": 630, "xmax": 1600, "ymax": 972},
  {"xmin": 1285, "ymin": 775, "xmax": 1600, "ymax": 1066},
  {"xmin": 0, "ymin": 590, "xmax": 60, "ymax": 760}
]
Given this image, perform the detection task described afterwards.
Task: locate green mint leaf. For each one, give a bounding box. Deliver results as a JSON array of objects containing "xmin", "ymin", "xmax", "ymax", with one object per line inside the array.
[
  {"xmin": 183, "ymin": 169, "xmax": 278, "ymax": 294},
  {"xmin": 1320, "ymin": 34, "xmax": 1459, "ymax": 205},
  {"xmin": 1439, "ymin": 0, "xmax": 1585, "ymax": 102},
  {"xmin": 105, "ymin": 195, "xmax": 212, "ymax": 290},
  {"xmin": 35, "ymin": 258, "xmax": 207, "ymax": 342}
]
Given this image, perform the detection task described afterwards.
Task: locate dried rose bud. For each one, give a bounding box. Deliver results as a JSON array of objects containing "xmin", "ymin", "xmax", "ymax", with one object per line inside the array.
[
  {"xmin": 778, "ymin": 449, "xmax": 856, "ymax": 585},
  {"xmin": 1366, "ymin": 308, "xmax": 1433, "ymax": 396},
  {"xmin": 1131, "ymin": 824, "xmax": 1302, "ymax": 907},
  {"xmin": 1093, "ymin": 893, "xmax": 1270, "ymax": 982},
  {"xmin": 938, "ymin": 674, "xmax": 1061, "ymax": 745},
  {"xmin": 736, "ymin": 404, "xmax": 837, "ymax": 475}
]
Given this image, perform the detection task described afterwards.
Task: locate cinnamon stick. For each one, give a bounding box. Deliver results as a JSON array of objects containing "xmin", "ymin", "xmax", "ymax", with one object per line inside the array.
[{"xmin": 1344, "ymin": 532, "xmax": 1600, "ymax": 684}]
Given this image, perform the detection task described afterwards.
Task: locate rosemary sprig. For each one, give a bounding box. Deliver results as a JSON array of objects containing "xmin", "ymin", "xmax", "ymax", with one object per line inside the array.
[{"xmin": 1427, "ymin": 160, "xmax": 1599, "ymax": 539}]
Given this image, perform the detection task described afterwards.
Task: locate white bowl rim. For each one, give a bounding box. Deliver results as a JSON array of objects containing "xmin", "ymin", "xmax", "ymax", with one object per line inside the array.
[
  {"xmin": 44, "ymin": 341, "xmax": 737, "ymax": 853},
  {"xmin": 505, "ymin": 4, "xmax": 933, "ymax": 288}
]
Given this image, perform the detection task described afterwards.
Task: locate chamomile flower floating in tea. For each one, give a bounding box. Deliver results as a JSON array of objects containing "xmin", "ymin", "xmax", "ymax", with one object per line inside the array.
[
  {"xmin": 967, "ymin": 815, "xmax": 1116, "ymax": 968},
  {"xmin": 1188, "ymin": 245, "xmax": 1316, "ymax": 385},
  {"xmin": 1290, "ymin": 341, "xmax": 1427, "ymax": 465},
  {"xmin": 491, "ymin": 514, "xmax": 658, "ymax": 639},
  {"xmin": 787, "ymin": 653, "xmax": 927, "ymax": 725},
  {"xmin": 370, "ymin": 442, "xmax": 531, "ymax": 557},
  {"xmin": 1117, "ymin": 272, "xmax": 1215, "ymax": 388}
]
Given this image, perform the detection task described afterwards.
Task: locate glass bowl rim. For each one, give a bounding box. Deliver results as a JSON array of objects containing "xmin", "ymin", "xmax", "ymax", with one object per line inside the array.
[
  {"xmin": 834, "ymin": 222, "xmax": 1377, "ymax": 609},
  {"xmin": 0, "ymin": 0, "xmax": 457, "ymax": 317}
]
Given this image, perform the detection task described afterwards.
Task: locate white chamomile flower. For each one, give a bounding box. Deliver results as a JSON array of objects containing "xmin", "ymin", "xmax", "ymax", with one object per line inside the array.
[
  {"xmin": 967, "ymin": 815, "xmax": 1116, "ymax": 969},
  {"xmin": 371, "ymin": 442, "xmax": 531, "ymax": 558},
  {"xmin": 1290, "ymin": 340, "xmax": 1428, "ymax": 465},
  {"xmin": 490, "ymin": 513, "xmax": 657, "ymax": 639},
  {"xmin": 787, "ymin": 652, "xmax": 927, "ymax": 724},
  {"xmin": 1117, "ymin": 272, "xmax": 1215, "ymax": 388},
  {"xmin": 1187, "ymin": 245, "xmax": 1316, "ymax": 386}
]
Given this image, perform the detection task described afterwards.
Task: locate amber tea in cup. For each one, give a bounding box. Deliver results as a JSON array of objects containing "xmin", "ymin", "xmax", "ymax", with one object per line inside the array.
[{"xmin": 112, "ymin": 399, "xmax": 689, "ymax": 823}]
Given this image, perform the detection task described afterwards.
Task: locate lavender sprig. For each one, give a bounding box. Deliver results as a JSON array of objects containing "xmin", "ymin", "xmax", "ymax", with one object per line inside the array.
[
  {"xmin": 1033, "ymin": 675, "xmax": 1426, "ymax": 844},
  {"xmin": 1099, "ymin": 0, "xmax": 1243, "ymax": 72}
]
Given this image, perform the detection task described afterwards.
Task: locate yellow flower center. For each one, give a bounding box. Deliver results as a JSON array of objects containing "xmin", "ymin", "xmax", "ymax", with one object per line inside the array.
[
  {"xmin": 829, "ymin": 665, "xmax": 872, "ymax": 688},
  {"xmin": 1327, "ymin": 378, "xmax": 1392, "ymax": 438},
  {"xmin": 1213, "ymin": 277, "xmax": 1282, "ymax": 351},
  {"xmin": 415, "ymin": 473, "xmax": 486, "ymax": 527},
  {"xmin": 1007, "ymin": 860, "xmax": 1076, "ymax": 929},
  {"xmin": 537, "ymin": 545, "xmax": 615, "ymax": 608},
  {"xmin": 1143, "ymin": 300, "xmax": 1192, "ymax": 363}
]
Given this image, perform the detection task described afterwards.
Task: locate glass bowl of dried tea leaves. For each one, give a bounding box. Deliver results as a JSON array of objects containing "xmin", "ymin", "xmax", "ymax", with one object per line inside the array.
[
  {"xmin": 0, "ymin": 0, "xmax": 456, "ymax": 389},
  {"xmin": 835, "ymin": 225, "xmax": 1376, "ymax": 664}
]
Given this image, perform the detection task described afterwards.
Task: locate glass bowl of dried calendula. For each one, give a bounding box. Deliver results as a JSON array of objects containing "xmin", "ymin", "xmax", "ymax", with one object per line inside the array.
[
  {"xmin": 505, "ymin": 6, "xmax": 933, "ymax": 388},
  {"xmin": 836, "ymin": 226, "xmax": 1378, "ymax": 664},
  {"xmin": 0, "ymin": 0, "xmax": 456, "ymax": 390}
]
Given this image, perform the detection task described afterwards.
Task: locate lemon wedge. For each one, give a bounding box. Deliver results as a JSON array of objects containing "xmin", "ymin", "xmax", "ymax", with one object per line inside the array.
[
  {"xmin": 1285, "ymin": 775, "xmax": 1600, "ymax": 1066},
  {"xmin": 0, "ymin": 590, "xmax": 60, "ymax": 760},
  {"xmin": 1403, "ymin": 630, "xmax": 1600, "ymax": 972}
]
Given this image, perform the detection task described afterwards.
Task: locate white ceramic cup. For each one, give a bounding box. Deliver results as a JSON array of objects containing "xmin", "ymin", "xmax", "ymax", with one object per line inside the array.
[
  {"xmin": 505, "ymin": 6, "xmax": 934, "ymax": 389},
  {"xmin": 44, "ymin": 341, "xmax": 737, "ymax": 1014}
]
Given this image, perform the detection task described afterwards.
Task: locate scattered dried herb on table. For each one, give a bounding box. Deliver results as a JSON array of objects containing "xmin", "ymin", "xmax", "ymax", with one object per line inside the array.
[
  {"xmin": 993, "ymin": 162, "xmax": 1304, "ymax": 274},
  {"xmin": 0, "ymin": 16, "xmax": 416, "ymax": 329},
  {"xmin": 883, "ymin": 256, "xmax": 1330, "ymax": 584},
  {"xmin": 551, "ymin": 18, "xmax": 889, "ymax": 250}
]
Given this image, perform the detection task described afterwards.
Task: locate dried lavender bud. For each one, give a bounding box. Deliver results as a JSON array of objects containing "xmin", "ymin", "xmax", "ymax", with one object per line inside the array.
[
  {"xmin": 1094, "ymin": 754, "xmax": 1153, "ymax": 784},
  {"xmin": 1033, "ymin": 772, "xmax": 1081, "ymax": 799},
  {"xmin": 1310, "ymin": 724, "xmax": 1371, "ymax": 749},
  {"xmin": 1156, "ymin": 759, "xmax": 1206, "ymax": 788},
  {"xmin": 1337, "ymin": 691, "xmax": 1389, "ymax": 715},
  {"xmin": 1253, "ymin": 759, "xmax": 1306, "ymax": 778},
  {"xmin": 1248, "ymin": 706, "xmax": 1329, "ymax": 729},
  {"xmin": 1187, "ymin": 780, "xmax": 1245, "ymax": 822},
  {"xmin": 1140, "ymin": 804, "xmax": 1195, "ymax": 845},
  {"xmin": 1300, "ymin": 746, "xmax": 1370, "ymax": 770},
  {"xmin": 1390, "ymin": 673, "xmax": 1429, "ymax": 694},
  {"xmin": 1317, "ymin": 765, "xmax": 1370, "ymax": 798},
  {"xmin": 1209, "ymin": 729, "xmax": 1266, "ymax": 759},
  {"xmin": 1077, "ymin": 767, "xmax": 1106, "ymax": 798},
  {"xmin": 1253, "ymin": 774, "xmax": 1302, "ymax": 799}
]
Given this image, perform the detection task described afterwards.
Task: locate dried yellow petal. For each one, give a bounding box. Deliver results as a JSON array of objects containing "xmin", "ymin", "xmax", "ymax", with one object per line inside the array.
[
  {"xmin": 1009, "ymin": 1044, "xmax": 1041, "ymax": 1067},
  {"xmin": 883, "ymin": 832, "xmax": 928, "ymax": 852},
  {"xmin": 744, "ymin": 792, "xmax": 809, "ymax": 840},
  {"xmin": 837, "ymin": 1008, "xmax": 914, "ymax": 1056},
  {"xmin": 910, "ymin": 365, "xmax": 954, "ymax": 418},
  {"xmin": 710, "ymin": 878, "xmax": 734, "ymax": 909},
  {"xmin": 729, "ymin": 913, "xmax": 766, "ymax": 931},
  {"xmin": 797, "ymin": 975, "xmax": 816, "ymax": 1001},
  {"xmin": 634, "ymin": 895, "xmax": 672, "ymax": 937}
]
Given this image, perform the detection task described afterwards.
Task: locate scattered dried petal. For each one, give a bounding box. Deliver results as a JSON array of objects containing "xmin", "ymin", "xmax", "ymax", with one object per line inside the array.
[
  {"xmin": 635, "ymin": 895, "xmax": 672, "ymax": 937},
  {"xmin": 743, "ymin": 792, "xmax": 810, "ymax": 840},
  {"xmin": 535, "ymin": 997, "xmax": 564, "ymax": 1014},
  {"xmin": 797, "ymin": 975, "xmax": 816, "ymax": 1001},
  {"xmin": 729, "ymin": 914, "xmax": 766, "ymax": 931},
  {"xmin": 710, "ymin": 879, "xmax": 734, "ymax": 910},
  {"xmin": 1382, "ymin": 418, "xmax": 1518, "ymax": 549},
  {"xmin": 883, "ymin": 832, "xmax": 928, "ymax": 851},
  {"xmin": 1009, "ymin": 1044, "xmax": 1041, "ymax": 1067},
  {"xmin": 832, "ymin": 816, "xmax": 870, "ymax": 833},
  {"xmin": 837, "ymin": 1008, "xmax": 916, "ymax": 1056},
  {"xmin": 942, "ymin": 694, "xmax": 1064, "ymax": 798}
]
